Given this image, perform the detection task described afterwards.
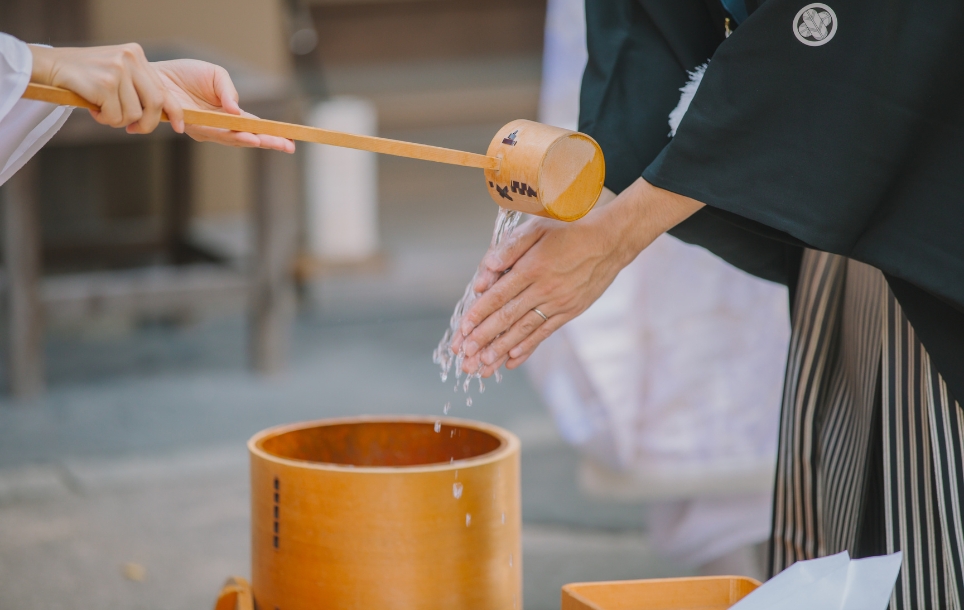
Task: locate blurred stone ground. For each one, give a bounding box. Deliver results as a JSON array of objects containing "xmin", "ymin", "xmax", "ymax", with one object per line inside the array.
[{"xmin": 0, "ymin": 93, "xmax": 691, "ymax": 609}]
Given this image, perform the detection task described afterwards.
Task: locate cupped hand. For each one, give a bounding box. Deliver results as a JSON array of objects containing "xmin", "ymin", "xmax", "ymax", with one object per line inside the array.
[
  {"xmin": 451, "ymin": 178, "xmax": 704, "ymax": 376},
  {"xmin": 30, "ymin": 43, "xmax": 184, "ymax": 135},
  {"xmin": 152, "ymin": 59, "xmax": 295, "ymax": 153}
]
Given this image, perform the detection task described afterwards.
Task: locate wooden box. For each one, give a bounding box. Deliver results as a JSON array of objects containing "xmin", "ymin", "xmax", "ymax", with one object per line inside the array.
[{"xmin": 562, "ymin": 576, "xmax": 761, "ymax": 610}]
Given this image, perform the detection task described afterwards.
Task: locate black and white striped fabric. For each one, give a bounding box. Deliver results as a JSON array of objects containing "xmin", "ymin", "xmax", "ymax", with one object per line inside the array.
[{"xmin": 769, "ymin": 249, "xmax": 964, "ymax": 609}]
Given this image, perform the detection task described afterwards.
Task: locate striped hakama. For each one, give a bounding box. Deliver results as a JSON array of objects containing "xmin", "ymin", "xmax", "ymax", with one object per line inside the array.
[{"xmin": 769, "ymin": 249, "xmax": 964, "ymax": 609}]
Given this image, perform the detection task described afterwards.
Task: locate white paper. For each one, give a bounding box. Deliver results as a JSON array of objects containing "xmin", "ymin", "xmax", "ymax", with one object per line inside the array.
[
  {"xmin": 731, "ymin": 552, "xmax": 902, "ymax": 610},
  {"xmin": 731, "ymin": 552, "xmax": 851, "ymax": 610},
  {"xmin": 840, "ymin": 553, "xmax": 903, "ymax": 610}
]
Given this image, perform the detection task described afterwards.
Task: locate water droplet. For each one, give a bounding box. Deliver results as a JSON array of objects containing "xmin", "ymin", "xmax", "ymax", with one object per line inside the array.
[
  {"xmin": 454, "ymin": 470, "xmax": 458, "ymax": 479},
  {"xmin": 465, "ymin": 513, "xmax": 472, "ymax": 526},
  {"xmin": 450, "ymin": 429, "xmax": 455, "ymax": 437},
  {"xmin": 434, "ymin": 421, "xmax": 441, "ymax": 433},
  {"xmin": 443, "ymin": 401, "xmax": 451, "ymax": 415},
  {"xmin": 495, "ymin": 369, "xmax": 503, "ymax": 383},
  {"xmin": 453, "ymin": 482, "xmax": 463, "ymax": 499},
  {"xmin": 450, "ymin": 457, "xmax": 454, "ymax": 463},
  {"xmin": 501, "ymin": 512, "xmax": 505, "ymax": 524},
  {"xmin": 466, "ymin": 397, "xmax": 473, "ymax": 407},
  {"xmin": 509, "ymin": 553, "xmax": 513, "ymax": 567},
  {"xmin": 478, "ymin": 378, "xmax": 485, "ymax": 394}
]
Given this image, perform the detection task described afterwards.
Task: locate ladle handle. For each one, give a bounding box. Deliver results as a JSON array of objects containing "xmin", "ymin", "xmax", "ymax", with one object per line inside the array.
[{"xmin": 22, "ymin": 83, "xmax": 501, "ymax": 171}]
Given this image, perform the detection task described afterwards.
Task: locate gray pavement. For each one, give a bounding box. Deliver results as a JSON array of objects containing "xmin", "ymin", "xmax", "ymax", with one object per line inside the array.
[{"xmin": 0, "ymin": 122, "xmax": 689, "ymax": 609}]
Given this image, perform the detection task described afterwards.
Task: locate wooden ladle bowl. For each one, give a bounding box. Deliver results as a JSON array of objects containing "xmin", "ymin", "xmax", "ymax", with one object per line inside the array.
[
  {"xmin": 237, "ymin": 416, "xmax": 521, "ymax": 610},
  {"xmin": 484, "ymin": 119, "xmax": 605, "ymax": 222}
]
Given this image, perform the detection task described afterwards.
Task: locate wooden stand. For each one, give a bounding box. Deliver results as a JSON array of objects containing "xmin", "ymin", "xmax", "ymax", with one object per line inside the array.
[
  {"xmin": 2, "ymin": 84, "xmax": 297, "ymax": 397},
  {"xmin": 2, "ymin": 161, "xmax": 45, "ymax": 398}
]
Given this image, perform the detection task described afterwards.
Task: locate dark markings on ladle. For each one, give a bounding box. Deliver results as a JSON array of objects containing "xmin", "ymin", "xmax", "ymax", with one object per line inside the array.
[
  {"xmin": 496, "ymin": 185, "xmax": 513, "ymax": 201},
  {"xmin": 502, "ymin": 130, "xmax": 519, "ymax": 146},
  {"xmin": 511, "ymin": 181, "xmax": 537, "ymax": 197},
  {"xmin": 273, "ymin": 476, "xmax": 280, "ymax": 551}
]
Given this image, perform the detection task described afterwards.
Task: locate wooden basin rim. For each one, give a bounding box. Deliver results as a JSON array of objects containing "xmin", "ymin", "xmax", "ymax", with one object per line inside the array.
[{"xmin": 257, "ymin": 421, "xmax": 505, "ymax": 467}]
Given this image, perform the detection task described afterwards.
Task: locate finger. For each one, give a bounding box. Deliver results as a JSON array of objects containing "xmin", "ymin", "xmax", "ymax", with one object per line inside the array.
[
  {"xmin": 505, "ymin": 322, "xmax": 564, "ymax": 371},
  {"xmin": 460, "ymin": 350, "xmax": 485, "ymax": 376},
  {"xmin": 459, "ymin": 276, "xmax": 534, "ymax": 355},
  {"xmin": 240, "ymin": 112, "xmax": 295, "ymax": 152},
  {"xmin": 256, "ymin": 134, "xmax": 296, "ymax": 153},
  {"xmin": 184, "ymin": 125, "xmax": 261, "ymax": 147},
  {"xmin": 139, "ymin": 58, "xmax": 181, "ymax": 132},
  {"xmin": 161, "ymin": 88, "xmax": 185, "ymax": 133},
  {"xmin": 212, "ymin": 65, "xmax": 242, "ymax": 115},
  {"xmin": 448, "ymin": 316, "xmax": 474, "ymax": 354},
  {"xmin": 506, "ymin": 352, "xmax": 532, "ymax": 370},
  {"xmin": 458, "ymin": 261, "xmax": 533, "ymax": 339},
  {"xmin": 480, "ymin": 354, "xmax": 509, "ymax": 379},
  {"xmin": 184, "ymin": 117, "xmax": 294, "ymax": 152},
  {"xmin": 117, "ymin": 73, "xmax": 143, "ymax": 128},
  {"xmin": 472, "ymin": 262, "xmax": 503, "ymax": 294},
  {"xmin": 92, "ymin": 86, "xmax": 123, "ymax": 127},
  {"xmin": 462, "ymin": 283, "xmax": 543, "ymax": 359},
  {"xmin": 158, "ymin": 72, "xmax": 185, "ymax": 133},
  {"xmin": 478, "ymin": 309, "xmax": 548, "ymax": 367},
  {"xmin": 193, "ymin": 127, "xmax": 295, "ymax": 153},
  {"xmin": 126, "ymin": 66, "xmax": 165, "ymax": 134},
  {"xmin": 481, "ymin": 221, "xmax": 545, "ymax": 274},
  {"xmin": 507, "ymin": 315, "xmax": 568, "ymax": 364}
]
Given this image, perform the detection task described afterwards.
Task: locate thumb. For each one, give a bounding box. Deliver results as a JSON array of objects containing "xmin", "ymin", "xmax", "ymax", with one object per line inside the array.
[
  {"xmin": 212, "ymin": 66, "xmax": 242, "ymax": 115},
  {"xmin": 482, "ymin": 220, "xmax": 545, "ymax": 274}
]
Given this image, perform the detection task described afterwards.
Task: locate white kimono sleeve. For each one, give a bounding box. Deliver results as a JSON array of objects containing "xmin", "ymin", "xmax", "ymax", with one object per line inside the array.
[{"xmin": 0, "ymin": 33, "xmax": 72, "ymax": 187}]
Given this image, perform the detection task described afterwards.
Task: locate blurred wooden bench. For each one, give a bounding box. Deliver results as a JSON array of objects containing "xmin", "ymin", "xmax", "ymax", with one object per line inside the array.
[{"xmin": 0, "ymin": 53, "xmax": 300, "ymax": 398}]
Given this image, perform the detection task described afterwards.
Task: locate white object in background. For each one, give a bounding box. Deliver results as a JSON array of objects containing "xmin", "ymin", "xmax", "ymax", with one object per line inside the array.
[
  {"xmin": 305, "ymin": 97, "xmax": 379, "ymax": 262},
  {"xmin": 537, "ymin": 0, "xmax": 587, "ymax": 130},
  {"xmin": 731, "ymin": 551, "xmax": 903, "ymax": 610}
]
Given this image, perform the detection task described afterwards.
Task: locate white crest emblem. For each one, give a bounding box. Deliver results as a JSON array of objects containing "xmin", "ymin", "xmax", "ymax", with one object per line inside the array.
[{"xmin": 793, "ymin": 3, "xmax": 837, "ymax": 46}]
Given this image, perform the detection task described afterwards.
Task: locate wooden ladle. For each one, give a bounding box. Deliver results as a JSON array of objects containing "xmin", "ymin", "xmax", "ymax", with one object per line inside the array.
[{"xmin": 23, "ymin": 82, "xmax": 605, "ymax": 221}]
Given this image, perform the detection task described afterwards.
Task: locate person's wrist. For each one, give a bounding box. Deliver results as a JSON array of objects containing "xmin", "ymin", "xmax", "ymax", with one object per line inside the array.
[
  {"xmin": 601, "ymin": 180, "xmax": 658, "ymax": 266},
  {"xmin": 601, "ymin": 178, "xmax": 704, "ymax": 266},
  {"xmin": 27, "ymin": 44, "xmax": 57, "ymax": 85}
]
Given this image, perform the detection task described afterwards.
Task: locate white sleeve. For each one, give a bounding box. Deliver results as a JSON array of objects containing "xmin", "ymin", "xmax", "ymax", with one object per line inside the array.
[{"xmin": 0, "ymin": 33, "xmax": 72, "ymax": 187}]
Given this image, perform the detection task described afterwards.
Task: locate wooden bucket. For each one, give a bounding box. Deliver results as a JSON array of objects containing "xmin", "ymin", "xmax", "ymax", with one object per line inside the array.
[
  {"xmin": 484, "ymin": 119, "xmax": 606, "ymax": 222},
  {"xmin": 245, "ymin": 416, "xmax": 522, "ymax": 610}
]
